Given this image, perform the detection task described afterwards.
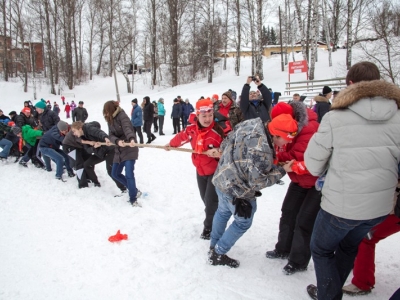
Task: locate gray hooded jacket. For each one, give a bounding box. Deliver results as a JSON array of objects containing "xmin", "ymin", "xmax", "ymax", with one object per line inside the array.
[{"xmin": 305, "ymin": 80, "xmax": 400, "ymax": 220}]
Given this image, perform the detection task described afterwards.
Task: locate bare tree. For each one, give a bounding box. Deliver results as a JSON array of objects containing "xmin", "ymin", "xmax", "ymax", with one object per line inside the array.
[
  {"xmin": 346, "ymin": 0, "xmax": 353, "ymax": 69},
  {"xmin": 234, "ymin": 0, "xmax": 241, "ymax": 76},
  {"xmin": 1, "ymin": 0, "xmax": 10, "ymax": 80}
]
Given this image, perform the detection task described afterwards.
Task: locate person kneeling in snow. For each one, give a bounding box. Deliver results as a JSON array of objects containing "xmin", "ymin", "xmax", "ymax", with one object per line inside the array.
[{"xmin": 208, "ymin": 114, "xmax": 295, "ymax": 268}]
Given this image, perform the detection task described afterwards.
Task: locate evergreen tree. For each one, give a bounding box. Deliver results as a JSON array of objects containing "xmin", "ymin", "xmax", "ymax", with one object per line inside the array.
[
  {"xmin": 262, "ymin": 25, "xmax": 268, "ymax": 46},
  {"xmin": 270, "ymin": 27, "xmax": 277, "ymax": 44}
]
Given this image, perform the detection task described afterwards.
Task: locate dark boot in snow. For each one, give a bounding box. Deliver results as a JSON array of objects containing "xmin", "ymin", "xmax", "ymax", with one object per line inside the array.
[{"xmin": 208, "ymin": 249, "xmax": 240, "ymax": 268}]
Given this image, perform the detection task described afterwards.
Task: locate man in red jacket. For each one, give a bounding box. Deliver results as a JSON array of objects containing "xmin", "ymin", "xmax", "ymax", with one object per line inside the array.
[{"xmin": 265, "ymin": 101, "xmax": 321, "ymax": 275}]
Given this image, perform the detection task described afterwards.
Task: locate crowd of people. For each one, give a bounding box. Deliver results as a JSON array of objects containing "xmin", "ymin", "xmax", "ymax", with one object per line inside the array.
[{"xmin": 1, "ymin": 61, "xmax": 400, "ymax": 300}]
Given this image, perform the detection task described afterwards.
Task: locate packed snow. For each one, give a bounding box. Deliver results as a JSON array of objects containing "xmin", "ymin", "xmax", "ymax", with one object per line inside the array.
[{"xmin": 1, "ymin": 49, "xmax": 399, "ymax": 300}]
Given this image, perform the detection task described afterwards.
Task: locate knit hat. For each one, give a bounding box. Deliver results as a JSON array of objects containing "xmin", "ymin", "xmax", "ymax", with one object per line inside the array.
[
  {"xmin": 11, "ymin": 126, "xmax": 21, "ymax": 135},
  {"xmin": 57, "ymin": 120, "xmax": 68, "ymax": 132},
  {"xmin": 212, "ymin": 94, "xmax": 219, "ymax": 100},
  {"xmin": 322, "ymin": 86, "xmax": 332, "ymax": 95},
  {"xmin": 159, "ymin": 97, "xmax": 164, "ymax": 101},
  {"xmin": 132, "ymin": 98, "xmax": 138, "ymax": 104},
  {"xmin": 195, "ymin": 99, "xmax": 213, "ymax": 115},
  {"xmin": 268, "ymin": 114, "xmax": 298, "ymax": 141},
  {"xmin": 173, "ymin": 98, "xmax": 179, "ymax": 102},
  {"xmin": 35, "ymin": 101, "xmax": 46, "ymax": 110},
  {"xmin": 79, "ymin": 101, "xmax": 84, "ymax": 104},
  {"xmin": 185, "ymin": 98, "xmax": 189, "ymax": 102},
  {"xmin": 222, "ymin": 91, "xmax": 233, "ymax": 101},
  {"xmin": 21, "ymin": 107, "xmax": 31, "ymax": 114},
  {"xmin": 271, "ymin": 102, "xmax": 294, "ymax": 119}
]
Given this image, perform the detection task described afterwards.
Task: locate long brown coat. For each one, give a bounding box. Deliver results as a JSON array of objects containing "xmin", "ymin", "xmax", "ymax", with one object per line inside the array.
[{"xmin": 108, "ymin": 107, "xmax": 139, "ymax": 163}]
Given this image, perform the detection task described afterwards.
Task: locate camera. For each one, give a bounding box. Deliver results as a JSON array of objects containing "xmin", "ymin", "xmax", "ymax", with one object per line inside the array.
[{"xmin": 251, "ymin": 76, "xmax": 257, "ymax": 81}]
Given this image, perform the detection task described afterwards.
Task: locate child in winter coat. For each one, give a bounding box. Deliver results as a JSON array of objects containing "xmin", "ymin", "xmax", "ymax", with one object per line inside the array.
[
  {"xmin": 164, "ymin": 98, "xmax": 225, "ymax": 240},
  {"xmin": 64, "ymin": 103, "xmax": 71, "ymax": 118}
]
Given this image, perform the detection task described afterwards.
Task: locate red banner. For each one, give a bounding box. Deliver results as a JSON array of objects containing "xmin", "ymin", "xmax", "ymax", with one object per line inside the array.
[{"xmin": 288, "ymin": 60, "xmax": 308, "ymax": 74}]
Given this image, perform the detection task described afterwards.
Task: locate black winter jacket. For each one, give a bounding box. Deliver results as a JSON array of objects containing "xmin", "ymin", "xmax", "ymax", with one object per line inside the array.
[
  {"xmin": 82, "ymin": 122, "xmax": 113, "ymax": 159},
  {"xmin": 39, "ymin": 108, "xmax": 60, "ymax": 132},
  {"xmin": 143, "ymin": 101, "xmax": 154, "ymax": 121},
  {"xmin": 240, "ymin": 83, "xmax": 272, "ymax": 122},
  {"xmin": 72, "ymin": 107, "xmax": 89, "ymax": 122},
  {"xmin": 15, "ymin": 113, "xmax": 37, "ymax": 129}
]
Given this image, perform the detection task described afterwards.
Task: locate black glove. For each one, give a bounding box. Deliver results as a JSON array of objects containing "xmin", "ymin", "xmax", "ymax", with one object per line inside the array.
[{"xmin": 232, "ymin": 198, "xmax": 253, "ymax": 219}]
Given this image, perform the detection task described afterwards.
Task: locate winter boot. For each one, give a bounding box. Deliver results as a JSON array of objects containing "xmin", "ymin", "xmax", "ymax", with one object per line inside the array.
[
  {"xmin": 130, "ymin": 199, "xmax": 142, "ymax": 207},
  {"xmin": 282, "ymin": 262, "xmax": 307, "ymax": 275},
  {"xmin": 19, "ymin": 160, "xmax": 28, "ymax": 167},
  {"xmin": 342, "ymin": 284, "xmax": 372, "ymax": 296},
  {"xmin": 200, "ymin": 228, "xmax": 211, "ymax": 240},
  {"xmin": 151, "ymin": 134, "xmax": 156, "ymax": 142},
  {"xmin": 266, "ymin": 249, "xmax": 289, "ymax": 259},
  {"xmin": 307, "ymin": 284, "xmax": 318, "ymax": 300},
  {"xmin": 68, "ymin": 170, "xmax": 76, "ymax": 177},
  {"xmin": 208, "ymin": 249, "xmax": 240, "ymax": 268}
]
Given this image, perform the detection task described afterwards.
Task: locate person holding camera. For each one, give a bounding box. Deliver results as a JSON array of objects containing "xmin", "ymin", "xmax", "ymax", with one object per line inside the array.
[
  {"xmin": 240, "ymin": 75, "xmax": 273, "ymax": 122},
  {"xmin": 208, "ymin": 114, "xmax": 295, "ymax": 268}
]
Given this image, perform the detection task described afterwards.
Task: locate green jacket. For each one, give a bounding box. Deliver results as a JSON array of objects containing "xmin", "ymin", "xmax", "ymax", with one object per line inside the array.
[{"xmin": 22, "ymin": 124, "xmax": 43, "ymax": 146}]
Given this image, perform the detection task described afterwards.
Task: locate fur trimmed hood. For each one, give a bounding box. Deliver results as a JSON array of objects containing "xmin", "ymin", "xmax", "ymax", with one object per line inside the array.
[
  {"xmin": 290, "ymin": 101, "xmax": 308, "ymax": 133},
  {"xmin": 112, "ymin": 106, "xmax": 123, "ymax": 118},
  {"xmin": 314, "ymin": 95, "xmax": 329, "ymax": 103},
  {"xmin": 331, "ymin": 80, "xmax": 400, "ymax": 110}
]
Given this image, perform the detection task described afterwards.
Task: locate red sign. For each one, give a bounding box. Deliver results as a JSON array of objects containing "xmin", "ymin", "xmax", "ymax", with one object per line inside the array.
[{"xmin": 289, "ymin": 60, "xmax": 308, "ymax": 74}]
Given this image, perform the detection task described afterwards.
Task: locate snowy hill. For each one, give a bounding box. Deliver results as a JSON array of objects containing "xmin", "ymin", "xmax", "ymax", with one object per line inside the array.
[{"xmin": 0, "ymin": 50, "xmax": 399, "ymax": 300}]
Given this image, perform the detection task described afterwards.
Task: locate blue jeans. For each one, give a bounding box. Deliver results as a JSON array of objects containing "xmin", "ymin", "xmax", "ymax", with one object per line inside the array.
[
  {"xmin": 111, "ymin": 160, "xmax": 137, "ymax": 201},
  {"xmin": 0, "ymin": 138, "xmax": 12, "ymax": 158},
  {"xmin": 311, "ymin": 209, "xmax": 387, "ymax": 300},
  {"xmin": 21, "ymin": 144, "xmax": 32, "ymax": 163},
  {"xmin": 40, "ymin": 147, "xmax": 72, "ymax": 178},
  {"xmin": 210, "ymin": 188, "xmax": 257, "ymax": 255}
]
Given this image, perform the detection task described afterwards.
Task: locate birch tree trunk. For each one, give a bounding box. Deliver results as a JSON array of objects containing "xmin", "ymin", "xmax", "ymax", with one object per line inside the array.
[
  {"xmin": 346, "ymin": 0, "xmax": 353, "ymax": 70},
  {"xmin": 294, "ymin": 0, "xmax": 308, "ymax": 62},
  {"xmin": 322, "ymin": 0, "xmax": 332, "ymax": 66},
  {"xmin": 256, "ymin": 0, "xmax": 263, "ymax": 79},
  {"xmin": 309, "ymin": 0, "xmax": 318, "ymax": 80},
  {"xmin": 223, "ymin": 0, "xmax": 228, "ymax": 71},
  {"xmin": 235, "ymin": 0, "xmax": 241, "ymax": 76}
]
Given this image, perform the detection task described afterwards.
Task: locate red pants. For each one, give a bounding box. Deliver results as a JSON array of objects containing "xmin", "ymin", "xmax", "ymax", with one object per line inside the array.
[{"xmin": 352, "ymin": 214, "xmax": 400, "ymax": 290}]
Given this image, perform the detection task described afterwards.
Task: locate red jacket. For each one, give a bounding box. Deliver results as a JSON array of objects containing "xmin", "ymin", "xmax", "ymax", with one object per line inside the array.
[
  {"xmin": 277, "ymin": 109, "xmax": 319, "ymax": 188},
  {"xmin": 169, "ymin": 122, "xmax": 223, "ymax": 176}
]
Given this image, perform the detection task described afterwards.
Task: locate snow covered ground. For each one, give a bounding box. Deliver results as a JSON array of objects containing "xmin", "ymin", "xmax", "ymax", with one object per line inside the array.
[{"xmin": 0, "ymin": 50, "xmax": 399, "ymax": 300}]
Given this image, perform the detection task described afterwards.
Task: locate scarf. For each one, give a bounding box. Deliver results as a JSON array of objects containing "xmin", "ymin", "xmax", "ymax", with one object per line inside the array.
[
  {"xmin": 194, "ymin": 121, "xmax": 215, "ymax": 154},
  {"xmin": 218, "ymin": 101, "xmax": 232, "ymax": 117}
]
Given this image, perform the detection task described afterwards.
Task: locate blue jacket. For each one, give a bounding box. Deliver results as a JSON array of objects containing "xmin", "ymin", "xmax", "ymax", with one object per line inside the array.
[
  {"xmin": 182, "ymin": 103, "xmax": 194, "ymax": 117},
  {"xmin": 171, "ymin": 103, "xmax": 182, "ymax": 118},
  {"xmin": 157, "ymin": 102, "xmax": 165, "ymax": 116},
  {"xmin": 131, "ymin": 105, "xmax": 143, "ymax": 127},
  {"xmin": 39, "ymin": 125, "xmax": 65, "ymax": 149}
]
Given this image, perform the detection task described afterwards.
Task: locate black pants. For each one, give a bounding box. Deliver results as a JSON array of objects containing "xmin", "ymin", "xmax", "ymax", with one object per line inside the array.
[
  {"xmin": 153, "ymin": 116, "xmax": 158, "ymax": 132},
  {"xmin": 143, "ymin": 120, "xmax": 155, "ymax": 142},
  {"xmin": 197, "ymin": 172, "xmax": 219, "ymax": 230},
  {"xmin": 158, "ymin": 116, "xmax": 164, "ymax": 134},
  {"xmin": 84, "ymin": 149, "xmax": 126, "ymax": 191},
  {"xmin": 275, "ymin": 181, "xmax": 321, "ymax": 268},
  {"xmin": 63, "ymin": 145, "xmax": 91, "ymax": 188},
  {"xmin": 133, "ymin": 126, "xmax": 143, "ymax": 144},
  {"xmin": 172, "ymin": 117, "xmax": 180, "ymax": 133}
]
